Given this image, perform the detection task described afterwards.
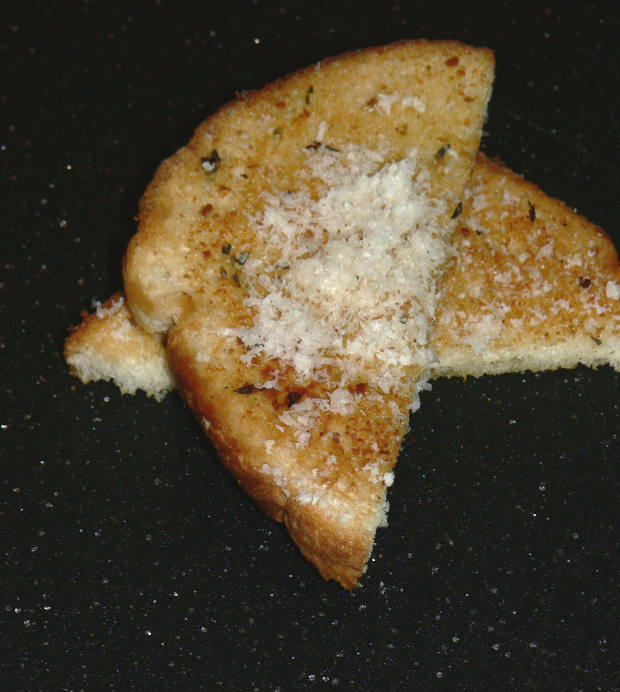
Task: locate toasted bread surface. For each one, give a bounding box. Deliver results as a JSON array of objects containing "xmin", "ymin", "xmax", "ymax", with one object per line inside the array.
[
  {"xmin": 65, "ymin": 155, "xmax": 620, "ymax": 400},
  {"xmin": 432, "ymin": 154, "xmax": 620, "ymax": 377},
  {"xmin": 64, "ymin": 293, "xmax": 174, "ymax": 400},
  {"xmin": 120, "ymin": 41, "xmax": 494, "ymax": 586}
]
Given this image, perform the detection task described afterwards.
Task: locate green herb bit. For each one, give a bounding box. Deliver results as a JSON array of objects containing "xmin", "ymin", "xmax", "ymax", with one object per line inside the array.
[
  {"xmin": 305, "ymin": 141, "xmax": 341, "ymax": 152},
  {"xmin": 528, "ymin": 201, "xmax": 536, "ymax": 222},
  {"xmin": 305, "ymin": 86, "xmax": 314, "ymax": 105},
  {"xmin": 235, "ymin": 251, "xmax": 250, "ymax": 265},
  {"xmin": 234, "ymin": 384, "xmax": 263, "ymax": 394},
  {"xmin": 451, "ymin": 202, "xmax": 463, "ymax": 219},
  {"xmin": 222, "ymin": 243, "xmax": 232, "ymax": 255},
  {"xmin": 435, "ymin": 144, "xmax": 451, "ymax": 160}
]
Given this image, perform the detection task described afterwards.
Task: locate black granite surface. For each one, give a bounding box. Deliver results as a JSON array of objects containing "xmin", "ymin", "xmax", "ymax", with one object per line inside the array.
[{"xmin": 2, "ymin": 1, "xmax": 618, "ymax": 688}]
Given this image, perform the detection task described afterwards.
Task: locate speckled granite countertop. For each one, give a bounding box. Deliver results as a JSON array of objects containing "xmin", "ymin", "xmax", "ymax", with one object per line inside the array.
[{"xmin": 2, "ymin": 1, "xmax": 618, "ymax": 688}]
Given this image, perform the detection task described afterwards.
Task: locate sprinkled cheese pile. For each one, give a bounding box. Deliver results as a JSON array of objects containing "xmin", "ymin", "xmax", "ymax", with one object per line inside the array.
[{"xmin": 232, "ymin": 144, "xmax": 449, "ymax": 394}]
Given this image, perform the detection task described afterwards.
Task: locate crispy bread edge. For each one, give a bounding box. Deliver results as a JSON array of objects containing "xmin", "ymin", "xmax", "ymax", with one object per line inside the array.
[{"xmin": 168, "ymin": 335, "xmax": 377, "ymax": 588}]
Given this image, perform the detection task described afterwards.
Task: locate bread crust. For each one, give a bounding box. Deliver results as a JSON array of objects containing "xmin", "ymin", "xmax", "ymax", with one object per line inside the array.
[
  {"xmin": 115, "ymin": 41, "xmax": 496, "ymax": 586},
  {"xmin": 163, "ymin": 289, "xmax": 414, "ymax": 587},
  {"xmin": 170, "ymin": 335, "xmax": 380, "ymax": 588}
]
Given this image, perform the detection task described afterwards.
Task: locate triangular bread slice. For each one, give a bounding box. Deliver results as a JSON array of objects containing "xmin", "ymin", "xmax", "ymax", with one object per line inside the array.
[
  {"xmin": 431, "ymin": 153, "xmax": 620, "ymax": 376},
  {"xmin": 117, "ymin": 41, "xmax": 495, "ymax": 587},
  {"xmin": 65, "ymin": 154, "xmax": 620, "ymax": 399}
]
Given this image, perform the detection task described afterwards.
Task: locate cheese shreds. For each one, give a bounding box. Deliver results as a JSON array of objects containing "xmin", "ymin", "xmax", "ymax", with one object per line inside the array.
[{"xmin": 229, "ymin": 145, "xmax": 449, "ymax": 395}]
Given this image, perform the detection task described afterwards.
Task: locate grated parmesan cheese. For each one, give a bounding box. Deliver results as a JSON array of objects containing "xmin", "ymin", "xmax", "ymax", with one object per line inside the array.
[
  {"xmin": 229, "ymin": 145, "xmax": 448, "ymax": 398},
  {"xmin": 372, "ymin": 92, "xmax": 426, "ymax": 115},
  {"xmin": 93, "ymin": 295, "xmax": 125, "ymax": 319},
  {"xmin": 606, "ymin": 281, "xmax": 620, "ymax": 301}
]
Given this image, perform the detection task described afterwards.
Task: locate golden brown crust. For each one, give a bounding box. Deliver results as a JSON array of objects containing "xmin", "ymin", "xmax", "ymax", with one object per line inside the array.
[
  {"xmin": 166, "ymin": 313, "xmax": 408, "ymax": 588},
  {"xmin": 432, "ymin": 153, "xmax": 620, "ymax": 376}
]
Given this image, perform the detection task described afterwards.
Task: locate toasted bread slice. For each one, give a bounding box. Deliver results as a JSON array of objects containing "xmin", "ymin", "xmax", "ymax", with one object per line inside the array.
[
  {"xmin": 65, "ymin": 154, "xmax": 620, "ymax": 399},
  {"xmin": 64, "ymin": 293, "xmax": 174, "ymax": 400},
  {"xmin": 432, "ymin": 154, "xmax": 620, "ymax": 376},
  {"xmin": 117, "ymin": 41, "xmax": 494, "ymax": 586}
]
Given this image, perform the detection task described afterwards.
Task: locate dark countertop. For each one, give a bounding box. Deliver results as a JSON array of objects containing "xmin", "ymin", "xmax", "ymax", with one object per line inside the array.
[{"xmin": 2, "ymin": 2, "xmax": 618, "ymax": 688}]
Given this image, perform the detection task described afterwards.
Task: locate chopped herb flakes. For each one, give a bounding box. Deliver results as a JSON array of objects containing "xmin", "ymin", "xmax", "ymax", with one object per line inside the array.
[
  {"xmin": 528, "ymin": 201, "xmax": 536, "ymax": 222},
  {"xmin": 305, "ymin": 86, "xmax": 314, "ymax": 105},
  {"xmin": 234, "ymin": 384, "xmax": 263, "ymax": 394},
  {"xmin": 434, "ymin": 143, "xmax": 451, "ymax": 160},
  {"xmin": 235, "ymin": 251, "xmax": 250, "ymax": 265},
  {"xmin": 451, "ymin": 202, "xmax": 463, "ymax": 219},
  {"xmin": 286, "ymin": 391, "xmax": 303, "ymax": 407},
  {"xmin": 305, "ymin": 141, "xmax": 341, "ymax": 153},
  {"xmin": 221, "ymin": 243, "xmax": 232, "ymax": 255}
]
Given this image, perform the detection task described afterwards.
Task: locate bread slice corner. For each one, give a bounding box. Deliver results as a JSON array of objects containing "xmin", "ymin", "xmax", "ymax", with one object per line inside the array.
[{"xmin": 432, "ymin": 153, "xmax": 620, "ymax": 378}]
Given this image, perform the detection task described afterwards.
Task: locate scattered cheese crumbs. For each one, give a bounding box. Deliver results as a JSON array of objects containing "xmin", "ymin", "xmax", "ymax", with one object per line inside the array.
[
  {"xmin": 93, "ymin": 295, "xmax": 125, "ymax": 319},
  {"xmin": 462, "ymin": 310, "xmax": 507, "ymax": 354},
  {"xmin": 383, "ymin": 471, "xmax": 395, "ymax": 487},
  {"xmin": 565, "ymin": 254, "xmax": 583, "ymax": 268},
  {"xmin": 362, "ymin": 462, "xmax": 382, "ymax": 483},
  {"xmin": 606, "ymin": 281, "xmax": 620, "ymax": 301},
  {"xmin": 261, "ymin": 463, "xmax": 289, "ymax": 497},
  {"xmin": 373, "ymin": 92, "xmax": 425, "ymax": 114},
  {"xmin": 295, "ymin": 430, "xmax": 311, "ymax": 449},
  {"xmin": 201, "ymin": 159, "xmax": 217, "ymax": 173},
  {"xmin": 328, "ymin": 388, "xmax": 355, "ymax": 414},
  {"xmin": 110, "ymin": 319, "xmax": 132, "ymax": 341},
  {"xmin": 264, "ymin": 439, "xmax": 275, "ymax": 454},
  {"xmin": 316, "ymin": 120, "xmax": 328, "ymax": 142},
  {"xmin": 232, "ymin": 145, "xmax": 448, "ymax": 397},
  {"xmin": 535, "ymin": 240, "xmax": 554, "ymax": 261},
  {"xmin": 401, "ymin": 95, "xmax": 426, "ymax": 112}
]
